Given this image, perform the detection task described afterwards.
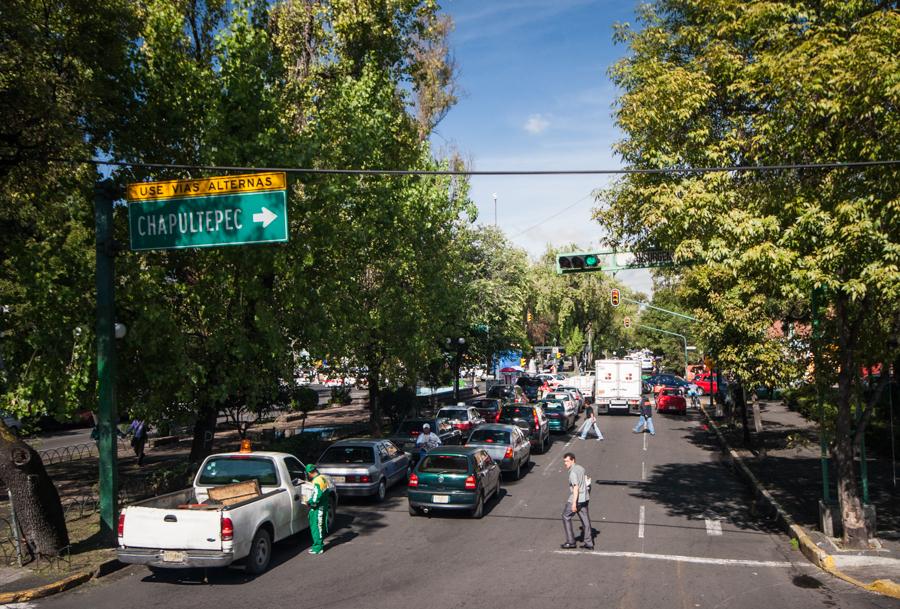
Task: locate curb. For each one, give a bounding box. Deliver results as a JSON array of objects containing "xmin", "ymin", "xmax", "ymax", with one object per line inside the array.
[
  {"xmin": 699, "ymin": 405, "xmax": 900, "ymax": 600},
  {"xmin": 0, "ymin": 558, "xmax": 124, "ymax": 604}
]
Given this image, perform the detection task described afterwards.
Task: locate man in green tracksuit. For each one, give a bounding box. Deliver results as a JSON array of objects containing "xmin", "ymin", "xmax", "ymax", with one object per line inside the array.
[{"xmin": 306, "ymin": 464, "xmax": 330, "ymax": 555}]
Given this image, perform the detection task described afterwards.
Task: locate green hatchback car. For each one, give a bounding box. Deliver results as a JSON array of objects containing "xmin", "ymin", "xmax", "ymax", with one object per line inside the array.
[
  {"xmin": 539, "ymin": 400, "xmax": 576, "ymax": 432},
  {"xmin": 407, "ymin": 446, "xmax": 502, "ymax": 519}
]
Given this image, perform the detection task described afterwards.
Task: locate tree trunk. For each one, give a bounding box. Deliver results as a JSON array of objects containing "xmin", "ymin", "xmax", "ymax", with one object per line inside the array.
[
  {"xmin": 751, "ymin": 391, "xmax": 763, "ymax": 434},
  {"xmin": 368, "ymin": 368, "xmax": 381, "ymax": 436},
  {"xmin": 0, "ymin": 423, "xmax": 69, "ymax": 557},
  {"xmin": 189, "ymin": 404, "xmax": 218, "ymax": 462},
  {"xmin": 832, "ymin": 298, "xmax": 869, "ymax": 548}
]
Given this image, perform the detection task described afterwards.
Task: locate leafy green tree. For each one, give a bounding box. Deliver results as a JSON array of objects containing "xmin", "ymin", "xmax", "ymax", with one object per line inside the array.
[{"xmin": 599, "ymin": 0, "xmax": 899, "ymax": 547}]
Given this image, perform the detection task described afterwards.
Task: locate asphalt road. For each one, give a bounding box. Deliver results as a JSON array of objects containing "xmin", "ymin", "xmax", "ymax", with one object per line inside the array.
[{"xmin": 32, "ymin": 408, "xmax": 895, "ymax": 609}]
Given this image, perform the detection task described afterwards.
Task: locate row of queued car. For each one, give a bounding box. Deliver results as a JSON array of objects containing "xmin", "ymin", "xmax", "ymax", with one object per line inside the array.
[{"xmin": 313, "ymin": 380, "xmax": 589, "ymax": 519}]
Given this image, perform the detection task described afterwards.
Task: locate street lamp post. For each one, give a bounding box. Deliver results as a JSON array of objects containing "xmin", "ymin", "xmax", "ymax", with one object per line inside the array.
[{"xmin": 446, "ymin": 337, "xmax": 466, "ymax": 401}]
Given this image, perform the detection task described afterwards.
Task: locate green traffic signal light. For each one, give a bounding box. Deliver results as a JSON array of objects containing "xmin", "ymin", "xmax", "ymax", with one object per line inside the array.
[
  {"xmin": 556, "ymin": 252, "xmax": 603, "ymax": 274},
  {"xmin": 585, "ymin": 255, "xmax": 598, "ymax": 267}
]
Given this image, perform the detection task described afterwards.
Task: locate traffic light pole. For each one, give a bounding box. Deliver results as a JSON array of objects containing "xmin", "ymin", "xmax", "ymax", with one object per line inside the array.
[
  {"xmin": 95, "ymin": 180, "xmax": 120, "ymax": 541},
  {"xmin": 620, "ymin": 296, "xmax": 699, "ymax": 322}
]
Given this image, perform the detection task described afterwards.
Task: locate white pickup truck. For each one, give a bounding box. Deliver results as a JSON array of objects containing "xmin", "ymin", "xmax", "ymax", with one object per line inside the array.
[{"xmin": 117, "ymin": 451, "xmax": 337, "ymax": 574}]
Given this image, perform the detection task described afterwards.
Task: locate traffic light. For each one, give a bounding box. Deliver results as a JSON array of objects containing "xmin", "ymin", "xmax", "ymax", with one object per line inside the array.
[
  {"xmin": 520, "ymin": 358, "xmax": 527, "ymax": 367},
  {"xmin": 623, "ymin": 316, "xmax": 632, "ymax": 328},
  {"xmin": 610, "ymin": 289, "xmax": 620, "ymax": 307},
  {"xmin": 556, "ymin": 252, "xmax": 603, "ymax": 274},
  {"xmin": 527, "ymin": 310, "xmax": 532, "ymax": 323}
]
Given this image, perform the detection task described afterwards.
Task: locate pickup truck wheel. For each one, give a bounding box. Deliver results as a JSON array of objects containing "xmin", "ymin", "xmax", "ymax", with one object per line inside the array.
[
  {"xmin": 246, "ymin": 528, "xmax": 272, "ymax": 575},
  {"xmin": 375, "ymin": 478, "xmax": 387, "ymax": 502}
]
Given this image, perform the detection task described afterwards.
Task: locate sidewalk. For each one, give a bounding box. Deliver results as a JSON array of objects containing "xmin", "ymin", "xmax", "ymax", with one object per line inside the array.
[{"xmin": 703, "ymin": 399, "xmax": 899, "ymax": 596}]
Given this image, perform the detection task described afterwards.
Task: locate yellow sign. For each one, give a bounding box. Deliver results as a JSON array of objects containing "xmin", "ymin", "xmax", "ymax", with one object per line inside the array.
[{"xmin": 127, "ymin": 172, "xmax": 286, "ymax": 202}]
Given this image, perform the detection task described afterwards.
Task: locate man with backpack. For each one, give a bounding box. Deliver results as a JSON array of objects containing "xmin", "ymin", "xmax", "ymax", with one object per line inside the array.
[{"xmin": 560, "ymin": 452, "xmax": 594, "ymax": 550}]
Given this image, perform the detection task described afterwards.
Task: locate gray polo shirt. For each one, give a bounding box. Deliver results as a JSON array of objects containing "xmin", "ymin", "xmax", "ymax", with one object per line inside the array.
[{"xmin": 568, "ymin": 463, "xmax": 588, "ymax": 503}]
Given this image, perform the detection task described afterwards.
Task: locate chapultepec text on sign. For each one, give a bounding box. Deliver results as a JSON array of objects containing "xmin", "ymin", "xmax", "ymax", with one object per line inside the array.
[{"xmin": 127, "ymin": 172, "xmax": 289, "ymax": 251}]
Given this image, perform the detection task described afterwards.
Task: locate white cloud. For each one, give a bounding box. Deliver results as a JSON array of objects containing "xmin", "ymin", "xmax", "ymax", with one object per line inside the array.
[{"xmin": 523, "ymin": 114, "xmax": 550, "ymax": 135}]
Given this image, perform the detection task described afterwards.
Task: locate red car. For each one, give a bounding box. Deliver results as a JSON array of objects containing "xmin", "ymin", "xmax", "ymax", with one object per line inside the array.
[
  {"xmin": 693, "ymin": 372, "xmax": 720, "ymax": 395},
  {"xmin": 656, "ymin": 388, "xmax": 687, "ymax": 414}
]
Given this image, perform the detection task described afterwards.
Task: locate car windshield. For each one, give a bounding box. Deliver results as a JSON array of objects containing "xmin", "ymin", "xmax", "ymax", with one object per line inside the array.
[
  {"xmin": 419, "ymin": 454, "xmax": 469, "ymax": 473},
  {"xmin": 438, "ymin": 409, "xmax": 468, "ymax": 420},
  {"xmin": 468, "ymin": 429, "xmax": 511, "ymax": 444},
  {"xmin": 197, "ymin": 457, "xmax": 278, "ymax": 486},
  {"xmin": 319, "ymin": 446, "xmax": 375, "ymax": 464},
  {"xmin": 500, "ymin": 407, "xmax": 532, "ymax": 419}
]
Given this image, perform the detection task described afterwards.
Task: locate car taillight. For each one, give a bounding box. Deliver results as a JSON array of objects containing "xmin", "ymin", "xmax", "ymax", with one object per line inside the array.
[
  {"xmin": 465, "ymin": 475, "xmax": 476, "ymax": 490},
  {"xmin": 118, "ymin": 512, "xmax": 125, "ymax": 537},
  {"xmin": 221, "ymin": 517, "xmax": 234, "ymax": 542},
  {"xmin": 504, "ymin": 447, "xmax": 513, "ymax": 459},
  {"xmin": 408, "ymin": 473, "xmax": 419, "ymax": 488},
  {"xmin": 494, "ymin": 413, "xmax": 501, "ymax": 423},
  {"xmin": 533, "ymin": 411, "xmax": 540, "ymax": 430}
]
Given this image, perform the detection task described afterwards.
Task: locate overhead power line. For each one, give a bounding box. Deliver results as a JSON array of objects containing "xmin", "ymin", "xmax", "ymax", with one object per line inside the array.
[{"xmin": 56, "ymin": 158, "xmax": 900, "ymax": 176}]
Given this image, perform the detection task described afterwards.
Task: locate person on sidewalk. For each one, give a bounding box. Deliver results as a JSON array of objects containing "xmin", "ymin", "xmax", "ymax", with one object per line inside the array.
[
  {"xmin": 128, "ymin": 418, "xmax": 147, "ymax": 466},
  {"xmin": 576, "ymin": 404, "xmax": 603, "ymax": 441},
  {"xmin": 561, "ymin": 452, "xmax": 594, "ymax": 550},
  {"xmin": 633, "ymin": 399, "xmax": 655, "ymax": 435},
  {"xmin": 306, "ymin": 464, "xmax": 331, "ymax": 555}
]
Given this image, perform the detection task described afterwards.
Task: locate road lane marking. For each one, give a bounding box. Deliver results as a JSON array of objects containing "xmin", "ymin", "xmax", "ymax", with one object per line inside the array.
[
  {"xmin": 642, "ymin": 433, "xmax": 647, "ymax": 451},
  {"xmin": 641, "ymin": 461, "xmax": 645, "ymax": 481},
  {"xmin": 552, "ymin": 550, "xmax": 802, "ymax": 568},
  {"xmin": 705, "ymin": 518, "xmax": 723, "ymax": 536},
  {"xmin": 638, "ymin": 505, "xmax": 645, "ymax": 538}
]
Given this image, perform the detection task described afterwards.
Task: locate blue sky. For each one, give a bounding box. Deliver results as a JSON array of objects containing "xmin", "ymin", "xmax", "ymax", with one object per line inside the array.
[{"xmin": 433, "ymin": 0, "xmax": 652, "ymax": 294}]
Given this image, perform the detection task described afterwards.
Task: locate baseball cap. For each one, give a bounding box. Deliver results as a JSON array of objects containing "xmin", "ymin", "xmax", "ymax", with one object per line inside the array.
[
  {"xmin": 305, "ymin": 463, "xmax": 317, "ymax": 475},
  {"xmin": 422, "ymin": 423, "xmax": 431, "ymax": 431}
]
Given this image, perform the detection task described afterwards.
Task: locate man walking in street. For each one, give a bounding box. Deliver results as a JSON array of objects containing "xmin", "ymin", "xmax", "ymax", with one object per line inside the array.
[
  {"xmin": 576, "ymin": 404, "xmax": 603, "ymax": 441},
  {"xmin": 633, "ymin": 398, "xmax": 655, "ymax": 435},
  {"xmin": 561, "ymin": 452, "xmax": 594, "ymax": 550},
  {"xmin": 306, "ymin": 464, "xmax": 331, "ymax": 555}
]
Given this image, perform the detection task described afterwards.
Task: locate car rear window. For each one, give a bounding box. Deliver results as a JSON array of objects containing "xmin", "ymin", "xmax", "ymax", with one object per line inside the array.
[
  {"xmin": 397, "ymin": 421, "xmax": 430, "ymax": 434},
  {"xmin": 486, "ymin": 386, "xmax": 513, "ymax": 398},
  {"xmin": 500, "ymin": 406, "xmax": 533, "ymax": 419},
  {"xmin": 542, "ymin": 403, "xmax": 565, "ymax": 413},
  {"xmin": 319, "ymin": 446, "xmax": 375, "ymax": 464},
  {"xmin": 468, "ymin": 429, "xmax": 511, "ymax": 444},
  {"xmin": 197, "ymin": 457, "xmax": 279, "ymax": 486},
  {"xmin": 419, "ymin": 454, "xmax": 469, "ymax": 473},
  {"xmin": 438, "ymin": 409, "xmax": 468, "ymax": 420}
]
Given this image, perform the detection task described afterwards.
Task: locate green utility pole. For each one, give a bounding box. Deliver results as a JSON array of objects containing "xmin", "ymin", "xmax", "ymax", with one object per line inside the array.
[
  {"xmin": 812, "ymin": 286, "xmax": 830, "ymax": 503},
  {"xmin": 95, "ymin": 180, "xmax": 119, "ymax": 540}
]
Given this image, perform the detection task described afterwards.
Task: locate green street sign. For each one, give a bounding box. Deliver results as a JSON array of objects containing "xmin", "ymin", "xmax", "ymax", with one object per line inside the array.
[{"xmin": 128, "ymin": 190, "xmax": 288, "ymax": 251}]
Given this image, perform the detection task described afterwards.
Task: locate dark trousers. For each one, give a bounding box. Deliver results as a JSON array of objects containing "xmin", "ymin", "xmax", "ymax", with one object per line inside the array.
[{"xmin": 562, "ymin": 500, "xmax": 592, "ymax": 547}]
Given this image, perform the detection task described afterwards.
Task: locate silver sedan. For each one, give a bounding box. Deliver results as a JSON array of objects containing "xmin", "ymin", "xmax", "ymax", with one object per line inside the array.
[
  {"xmin": 464, "ymin": 424, "xmax": 531, "ymax": 480},
  {"xmin": 316, "ymin": 438, "xmax": 410, "ymax": 502}
]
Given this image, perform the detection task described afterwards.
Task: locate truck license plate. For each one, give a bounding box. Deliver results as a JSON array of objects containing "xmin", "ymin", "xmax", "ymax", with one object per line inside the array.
[
  {"xmin": 332, "ymin": 476, "xmax": 345, "ymax": 483},
  {"xmin": 432, "ymin": 495, "xmax": 449, "ymax": 504},
  {"xmin": 162, "ymin": 551, "xmax": 185, "ymax": 563}
]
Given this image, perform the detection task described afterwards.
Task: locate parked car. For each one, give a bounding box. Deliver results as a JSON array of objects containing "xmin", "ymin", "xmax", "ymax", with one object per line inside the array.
[
  {"xmin": 388, "ymin": 417, "xmax": 464, "ymax": 462},
  {"xmin": 656, "ymin": 388, "xmax": 687, "ymax": 415},
  {"xmin": 486, "ymin": 384, "xmax": 527, "ymax": 404},
  {"xmin": 315, "ymin": 439, "xmax": 409, "ymax": 502},
  {"xmin": 515, "ymin": 375, "xmax": 544, "ymax": 401},
  {"xmin": 407, "ymin": 446, "xmax": 502, "ymax": 518},
  {"xmin": 539, "ymin": 400, "xmax": 576, "ymax": 433},
  {"xmin": 693, "ymin": 372, "xmax": 723, "ymax": 395},
  {"xmin": 465, "ymin": 424, "xmax": 531, "ymax": 480},
  {"xmin": 466, "ymin": 397, "xmax": 503, "ymax": 423},
  {"xmin": 1, "ymin": 411, "xmax": 22, "ymax": 434},
  {"xmin": 117, "ymin": 450, "xmax": 337, "ymax": 574},
  {"xmin": 497, "ymin": 404, "xmax": 550, "ymax": 454},
  {"xmin": 435, "ymin": 406, "xmax": 485, "ymax": 434}
]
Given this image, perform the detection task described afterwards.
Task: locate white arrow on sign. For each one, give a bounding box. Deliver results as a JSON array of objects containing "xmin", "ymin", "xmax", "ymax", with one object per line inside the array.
[{"xmin": 252, "ymin": 207, "xmax": 277, "ymax": 228}]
